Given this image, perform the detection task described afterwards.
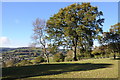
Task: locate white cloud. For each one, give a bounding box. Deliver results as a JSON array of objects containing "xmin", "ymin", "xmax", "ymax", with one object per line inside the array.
[
  {"xmin": 0, "ymin": 37, "xmax": 10, "ymax": 45},
  {"xmin": 0, "ymin": 37, "xmax": 29, "ymax": 48}
]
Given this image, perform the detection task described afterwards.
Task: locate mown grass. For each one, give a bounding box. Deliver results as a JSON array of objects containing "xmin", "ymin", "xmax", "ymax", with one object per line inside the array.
[{"xmin": 2, "ymin": 58, "xmax": 119, "ymax": 80}]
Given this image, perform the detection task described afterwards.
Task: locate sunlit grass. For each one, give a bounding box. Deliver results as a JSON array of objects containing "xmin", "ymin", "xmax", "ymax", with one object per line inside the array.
[
  {"xmin": 2, "ymin": 58, "xmax": 118, "ymax": 80},
  {"xmin": 31, "ymin": 58, "xmax": 118, "ymax": 78}
]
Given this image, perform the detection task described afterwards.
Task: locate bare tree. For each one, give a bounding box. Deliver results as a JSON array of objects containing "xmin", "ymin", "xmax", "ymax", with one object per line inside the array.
[{"xmin": 32, "ymin": 18, "xmax": 49, "ymax": 63}]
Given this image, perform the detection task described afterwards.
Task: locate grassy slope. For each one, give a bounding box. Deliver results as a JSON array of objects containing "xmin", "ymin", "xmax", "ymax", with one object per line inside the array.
[
  {"xmin": 31, "ymin": 58, "xmax": 118, "ymax": 78},
  {"xmin": 2, "ymin": 58, "xmax": 118, "ymax": 79}
]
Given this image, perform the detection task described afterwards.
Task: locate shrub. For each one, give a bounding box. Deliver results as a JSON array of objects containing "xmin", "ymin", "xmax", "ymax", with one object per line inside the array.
[
  {"xmin": 2, "ymin": 62, "xmax": 6, "ymax": 68},
  {"xmin": 65, "ymin": 50, "xmax": 73, "ymax": 61},
  {"xmin": 5, "ymin": 60, "xmax": 14, "ymax": 67},
  {"xmin": 34, "ymin": 56, "xmax": 44, "ymax": 63},
  {"xmin": 53, "ymin": 52, "xmax": 65, "ymax": 62},
  {"xmin": 65, "ymin": 56, "xmax": 73, "ymax": 61},
  {"xmin": 83, "ymin": 53, "xmax": 91, "ymax": 58},
  {"xmin": 16, "ymin": 60, "xmax": 32, "ymax": 66},
  {"xmin": 49, "ymin": 57, "xmax": 54, "ymax": 62},
  {"xmin": 77, "ymin": 54, "xmax": 85, "ymax": 60}
]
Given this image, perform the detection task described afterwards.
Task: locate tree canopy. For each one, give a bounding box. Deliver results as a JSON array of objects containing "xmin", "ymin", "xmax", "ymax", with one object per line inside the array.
[
  {"xmin": 46, "ymin": 3, "xmax": 104, "ymax": 61},
  {"xmin": 102, "ymin": 23, "xmax": 120, "ymax": 58}
]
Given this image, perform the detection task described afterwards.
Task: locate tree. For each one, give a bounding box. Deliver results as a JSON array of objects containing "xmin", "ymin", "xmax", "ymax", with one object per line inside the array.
[
  {"xmin": 32, "ymin": 18, "xmax": 49, "ymax": 63},
  {"xmin": 47, "ymin": 43, "xmax": 58, "ymax": 55},
  {"xmin": 102, "ymin": 23, "xmax": 120, "ymax": 59},
  {"xmin": 92, "ymin": 45, "xmax": 111, "ymax": 58},
  {"xmin": 46, "ymin": 3, "xmax": 104, "ymax": 61},
  {"xmin": 53, "ymin": 52, "xmax": 65, "ymax": 62}
]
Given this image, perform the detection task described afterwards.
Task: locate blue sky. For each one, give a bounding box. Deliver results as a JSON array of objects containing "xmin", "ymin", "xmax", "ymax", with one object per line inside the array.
[{"xmin": 1, "ymin": 2, "xmax": 118, "ymax": 48}]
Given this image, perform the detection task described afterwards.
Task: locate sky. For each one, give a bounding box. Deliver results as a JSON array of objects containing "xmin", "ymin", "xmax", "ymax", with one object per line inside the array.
[{"xmin": 1, "ymin": 2, "xmax": 118, "ymax": 48}]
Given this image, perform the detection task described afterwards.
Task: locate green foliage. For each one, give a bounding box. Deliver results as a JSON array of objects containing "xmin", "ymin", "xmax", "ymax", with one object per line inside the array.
[
  {"xmin": 47, "ymin": 44, "xmax": 58, "ymax": 54},
  {"xmin": 53, "ymin": 52, "xmax": 65, "ymax": 62},
  {"xmin": 83, "ymin": 52, "xmax": 91, "ymax": 58},
  {"xmin": 77, "ymin": 53, "xmax": 85, "ymax": 60},
  {"xmin": 34, "ymin": 56, "xmax": 44, "ymax": 63},
  {"xmin": 101, "ymin": 23, "xmax": 120, "ymax": 58},
  {"xmin": 92, "ymin": 47, "xmax": 102, "ymax": 55},
  {"xmin": 46, "ymin": 2, "xmax": 104, "ymax": 61},
  {"xmin": 110, "ymin": 23, "xmax": 120, "ymax": 34},
  {"xmin": 16, "ymin": 60, "xmax": 32, "ymax": 66},
  {"xmin": 92, "ymin": 45, "xmax": 112, "ymax": 58},
  {"xmin": 65, "ymin": 50, "xmax": 73, "ymax": 61},
  {"xmin": 48, "ymin": 57, "xmax": 54, "ymax": 62},
  {"xmin": 102, "ymin": 23, "xmax": 120, "ymax": 49}
]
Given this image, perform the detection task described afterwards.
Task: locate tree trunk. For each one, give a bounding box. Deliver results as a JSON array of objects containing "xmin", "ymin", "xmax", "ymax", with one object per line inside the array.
[
  {"xmin": 72, "ymin": 37, "xmax": 78, "ymax": 61},
  {"xmin": 114, "ymin": 54, "xmax": 116, "ymax": 59},
  {"xmin": 44, "ymin": 48, "xmax": 49, "ymax": 63},
  {"xmin": 112, "ymin": 49, "xmax": 116, "ymax": 59},
  {"xmin": 44, "ymin": 52, "xmax": 49, "ymax": 63},
  {"xmin": 46, "ymin": 55, "xmax": 49, "ymax": 63},
  {"xmin": 73, "ymin": 46, "xmax": 78, "ymax": 61}
]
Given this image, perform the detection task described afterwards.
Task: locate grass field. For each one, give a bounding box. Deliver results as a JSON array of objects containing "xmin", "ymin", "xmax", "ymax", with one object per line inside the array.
[{"xmin": 2, "ymin": 58, "xmax": 119, "ymax": 80}]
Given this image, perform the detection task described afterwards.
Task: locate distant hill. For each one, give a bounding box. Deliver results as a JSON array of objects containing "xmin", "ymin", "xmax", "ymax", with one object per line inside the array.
[
  {"xmin": 0, "ymin": 47, "xmax": 32, "ymax": 53},
  {"xmin": 0, "ymin": 47, "xmax": 67, "ymax": 55},
  {"xmin": 0, "ymin": 48, "xmax": 16, "ymax": 53}
]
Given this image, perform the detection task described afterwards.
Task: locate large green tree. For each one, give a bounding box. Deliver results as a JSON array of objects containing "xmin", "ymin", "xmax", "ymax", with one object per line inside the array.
[
  {"xmin": 46, "ymin": 3, "xmax": 104, "ymax": 61},
  {"xmin": 102, "ymin": 23, "xmax": 120, "ymax": 59}
]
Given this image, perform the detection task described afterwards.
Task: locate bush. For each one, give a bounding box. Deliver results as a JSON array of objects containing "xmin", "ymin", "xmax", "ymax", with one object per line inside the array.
[
  {"xmin": 65, "ymin": 50, "xmax": 73, "ymax": 61},
  {"xmin": 65, "ymin": 50, "xmax": 85, "ymax": 61},
  {"xmin": 53, "ymin": 52, "xmax": 65, "ymax": 62},
  {"xmin": 2, "ymin": 62, "xmax": 6, "ymax": 68},
  {"xmin": 77, "ymin": 54, "xmax": 85, "ymax": 60},
  {"xmin": 16, "ymin": 60, "xmax": 32, "ymax": 66},
  {"xmin": 5, "ymin": 60, "xmax": 15, "ymax": 67},
  {"xmin": 65, "ymin": 56, "xmax": 73, "ymax": 61},
  {"xmin": 83, "ymin": 53, "xmax": 91, "ymax": 58},
  {"xmin": 34, "ymin": 56, "xmax": 44, "ymax": 63},
  {"xmin": 49, "ymin": 57, "xmax": 54, "ymax": 62}
]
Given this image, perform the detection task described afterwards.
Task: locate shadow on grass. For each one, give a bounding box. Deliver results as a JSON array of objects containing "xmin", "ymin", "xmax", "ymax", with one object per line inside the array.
[
  {"xmin": 2, "ymin": 63, "xmax": 113, "ymax": 80},
  {"xmin": 111, "ymin": 58, "xmax": 120, "ymax": 60}
]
